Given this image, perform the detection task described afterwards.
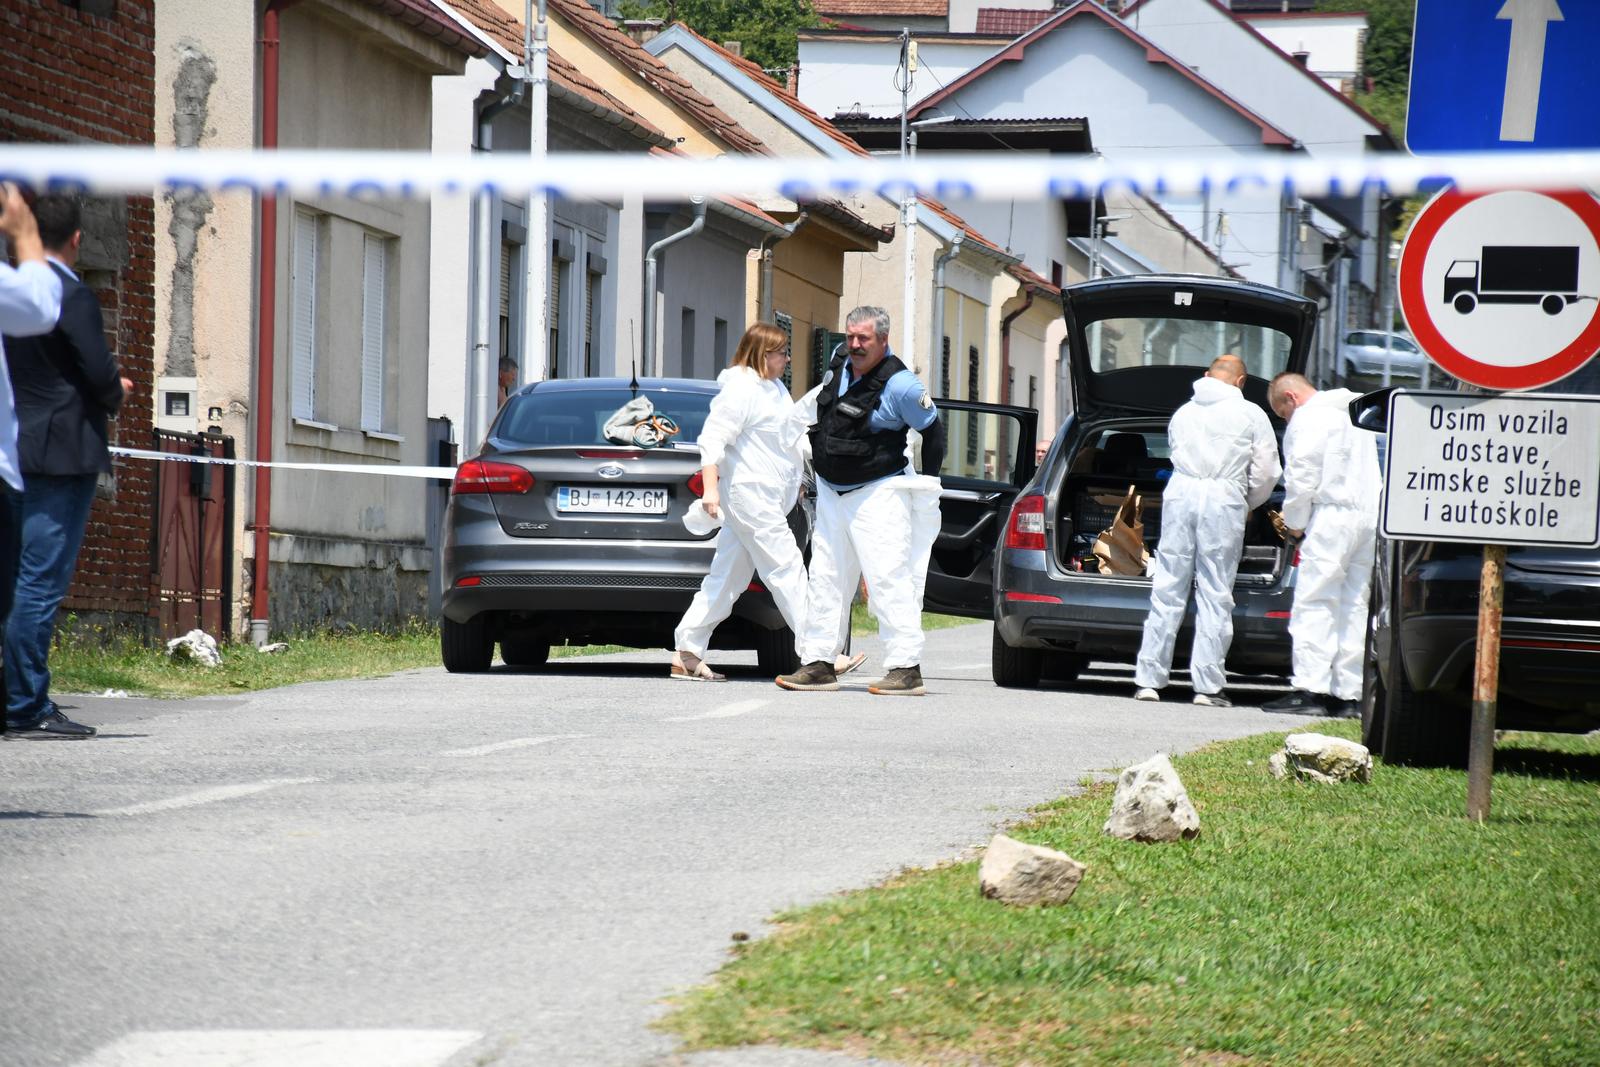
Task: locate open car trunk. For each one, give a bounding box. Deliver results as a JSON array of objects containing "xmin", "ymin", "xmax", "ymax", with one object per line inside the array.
[{"xmin": 1052, "ymin": 421, "xmax": 1292, "ymax": 584}]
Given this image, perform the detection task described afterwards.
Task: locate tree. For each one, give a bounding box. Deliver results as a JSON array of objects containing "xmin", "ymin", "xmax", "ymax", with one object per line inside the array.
[{"xmin": 617, "ymin": 0, "xmax": 822, "ymax": 76}]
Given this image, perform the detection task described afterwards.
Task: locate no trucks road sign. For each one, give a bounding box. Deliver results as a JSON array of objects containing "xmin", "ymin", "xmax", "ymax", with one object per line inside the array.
[{"xmin": 1398, "ymin": 188, "xmax": 1600, "ymax": 390}]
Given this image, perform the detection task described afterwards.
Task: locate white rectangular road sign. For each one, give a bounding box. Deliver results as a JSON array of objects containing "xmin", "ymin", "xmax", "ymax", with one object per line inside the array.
[{"xmin": 1383, "ymin": 390, "xmax": 1600, "ymax": 547}]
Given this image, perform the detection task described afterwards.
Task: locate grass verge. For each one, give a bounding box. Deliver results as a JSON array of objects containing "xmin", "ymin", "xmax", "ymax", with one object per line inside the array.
[
  {"xmin": 851, "ymin": 600, "xmax": 973, "ymax": 635},
  {"xmin": 51, "ymin": 621, "xmax": 626, "ymax": 699},
  {"xmin": 661, "ymin": 722, "xmax": 1600, "ymax": 1065}
]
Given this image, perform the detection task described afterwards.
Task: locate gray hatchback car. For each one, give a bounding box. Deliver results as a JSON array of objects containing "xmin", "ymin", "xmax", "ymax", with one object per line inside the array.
[
  {"xmin": 439, "ymin": 378, "xmax": 802, "ymax": 674},
  {"xmin": 982, "ymin": 275, "xmax": 1315, "ymax": 689}
]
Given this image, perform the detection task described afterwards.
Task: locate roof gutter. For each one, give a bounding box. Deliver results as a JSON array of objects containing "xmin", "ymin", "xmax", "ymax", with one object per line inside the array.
[{"xmin": 470, "ymin": 71, "xmax": 525, "ymax": 447}]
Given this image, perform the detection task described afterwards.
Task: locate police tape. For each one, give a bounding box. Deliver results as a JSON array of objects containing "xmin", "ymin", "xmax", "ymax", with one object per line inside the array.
[
  {"xmin": 111, "ymin": 446, "xmax": 457, "ymax": 480},
  {"xmin": 3, "ymin": 144, "xmax": 1600, "ymax": 202}
]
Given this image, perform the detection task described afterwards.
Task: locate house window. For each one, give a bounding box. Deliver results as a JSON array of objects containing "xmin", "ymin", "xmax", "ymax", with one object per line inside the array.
[
  {"xmin": 291, "ymin": 210, "xmax": 320, "ymax": 421},
  {"xmin": 584, "ymin": 268, "xmax": 601, "ymax": 378},
  {"xmin": 680, "ymin": 307, "xmax": 696, "ymax": 378},
  {"xmin": 714, "ymin": 317, "xmax": 729, "ymax": 372},
  {"xmin": 360, "ymin": 233, "xmax": 389, "ymax": 432},
  {"xmin": 774, "ymin": 312, "xmax": 793, "ymax": 388},
  {"xmin": 549, "ymin": 244, "xmax": 568, "ymax": 379},
  {"xmin": 498, "ymin": 240, "xmax": 515, "ymax": 368},
  {"xmin": 939, "ymin": 336, "xmax": 951, "ymax": 399},
  {"xmin": 966, "ymin": 345, "xmax": 981, "ymax": 466}
]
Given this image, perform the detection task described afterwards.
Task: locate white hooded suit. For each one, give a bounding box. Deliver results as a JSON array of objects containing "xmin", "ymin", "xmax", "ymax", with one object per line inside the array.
[
  {"xmin": 1280, "ymin": 387, "xmax": 1381, "ymax": 700},
  {"xmin": 673, "ymin": 366, "xmax": 808, "ymax": 658},
  {"xmin": 1134, "ymin": 375, "xmax": 1281, "ymax": 695}
]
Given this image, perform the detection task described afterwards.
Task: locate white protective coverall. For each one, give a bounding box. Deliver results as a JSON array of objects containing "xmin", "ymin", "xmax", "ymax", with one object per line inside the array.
[
  {"xmin": 673, "ymin": 366, "xmax": 809, "ymax": 658},
  {"xmin": 1280, "ymin": 387, "xmax": 1381, "ymax": 700},
  {"xmin": 1134, "ymin": 375, "xmax": 1281, "ymax": 695}
]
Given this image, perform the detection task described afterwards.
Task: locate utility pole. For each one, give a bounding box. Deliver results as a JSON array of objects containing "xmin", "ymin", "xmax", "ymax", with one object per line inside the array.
[
  {"xmin": 523, "ymin": 0, "xmax": 550, "ymax": 383},
  {"xmin": 898, "ymin": 29, "xmax": 917, "ymax": 367}
]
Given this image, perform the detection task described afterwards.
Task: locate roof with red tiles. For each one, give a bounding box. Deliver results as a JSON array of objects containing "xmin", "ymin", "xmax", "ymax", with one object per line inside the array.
[
  {"xmin": 446, "ymin": 0, "xmax": 669, "ymax": 140},
  {"xmin": 367, "ymin": 0, "xmax": 491, "ymax": 58},
  {"xmin": 909, "ymin": 0, "xmax": 1294, "ymax": 148},
  {"xmin": 974, "ymin": 7, "xmax": 1054, "ymax": 36},
  {"xmin": 816, "ymin": 0, "xmax": 949, "ymax": 14},
  {"xmin": 1007, "ymin": 261, "xmax": 1061, "ymax": 296},
  {"xmin": 546, "ymin": 0, "xmax": 769, "ymax": 155}
]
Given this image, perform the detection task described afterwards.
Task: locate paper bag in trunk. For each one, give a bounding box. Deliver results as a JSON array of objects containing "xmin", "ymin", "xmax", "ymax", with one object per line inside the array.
[{"xmin": 1092, "ymin": 484, "xmax": 1150, "ymax": 576}]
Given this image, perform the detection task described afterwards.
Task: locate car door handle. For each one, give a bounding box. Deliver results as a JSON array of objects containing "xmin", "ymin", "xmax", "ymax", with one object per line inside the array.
[{"xmin": 936, "ymin": 511, "xmax": 995, "ymax": 549}]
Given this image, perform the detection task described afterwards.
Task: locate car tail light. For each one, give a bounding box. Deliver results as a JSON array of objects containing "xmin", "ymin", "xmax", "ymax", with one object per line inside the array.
[
  {"xmin": 452, "ymin": 459, "xmax": 534, "ymax": 495},
  {"xmin": 1004, "ymin": 493, "xmax": 1047, "ymax": 551},
  {"xmin": 688, "ymin": 471, "xmax": 705, "ymax": 497}
]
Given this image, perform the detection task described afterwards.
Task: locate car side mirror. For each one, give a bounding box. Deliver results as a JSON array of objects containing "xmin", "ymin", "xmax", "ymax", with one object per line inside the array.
[{"xmin": 1348, "ymin": 387, "xmax": 1393, "ymax": 432}]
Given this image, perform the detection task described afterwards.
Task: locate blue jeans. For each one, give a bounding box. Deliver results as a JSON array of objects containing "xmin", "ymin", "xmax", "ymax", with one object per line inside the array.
[{"xmin": 4, "ymin": 473, "xmax": 97, "ymax": 726}]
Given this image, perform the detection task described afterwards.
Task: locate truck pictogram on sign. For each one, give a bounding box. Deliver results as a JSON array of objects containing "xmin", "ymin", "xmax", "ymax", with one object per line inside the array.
[{"xmin": 1444, "ymin": 245, "xmax": 1581, "ymax": 315}]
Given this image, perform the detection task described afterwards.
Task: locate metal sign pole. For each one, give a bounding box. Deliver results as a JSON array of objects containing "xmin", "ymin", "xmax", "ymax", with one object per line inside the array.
[{"xmin": 1467, "ymin": 542, "xmax": 1506, "ymax": 822}]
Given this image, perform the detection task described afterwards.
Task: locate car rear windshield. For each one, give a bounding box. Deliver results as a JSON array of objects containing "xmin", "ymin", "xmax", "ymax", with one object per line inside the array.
[
  {"xmin": 1089, "ymin": 316, "xmax": 1293, "ymax": 381},
  {"xmin": 493, "ymin": 388, "xmax": 715, "ymax": 448}
]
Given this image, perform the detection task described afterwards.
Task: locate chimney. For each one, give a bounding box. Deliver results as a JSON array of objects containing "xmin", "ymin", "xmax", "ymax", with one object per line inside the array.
[
  {"xmin": 722, "ymin": 39, "xmax": 743, "ymax": 57},
  {"xmin": 787, "ymin": 62, "xmax": 798, "ymax": 94},
  {"xmin": 1292, "ymin": 50, "xmax": 1311, "ymax": 67},
  {"xmin": 622, "ymin": 18, "xmax": 664, "ymax": 45}
]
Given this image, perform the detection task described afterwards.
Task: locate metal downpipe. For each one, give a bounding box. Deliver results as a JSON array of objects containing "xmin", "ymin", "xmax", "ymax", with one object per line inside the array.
[
  {"xmin": 643, "ymin": 198, "xmax": 705, "ymax": 377},
  {"xmin": 930, "ymin": 232, "xmax": 963, "ymax": 397}
]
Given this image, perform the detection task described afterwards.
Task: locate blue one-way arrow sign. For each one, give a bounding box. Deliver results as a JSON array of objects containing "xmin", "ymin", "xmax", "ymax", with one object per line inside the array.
[{"xmin": 1408, "ymin": 0, "xmax": 1599, "ymax": 152}]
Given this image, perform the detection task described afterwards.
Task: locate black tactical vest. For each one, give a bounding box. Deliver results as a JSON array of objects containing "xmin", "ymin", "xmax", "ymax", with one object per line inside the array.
[{"xmin": 811, "ymin": 350, "xmax": 912, "ymax": 486}]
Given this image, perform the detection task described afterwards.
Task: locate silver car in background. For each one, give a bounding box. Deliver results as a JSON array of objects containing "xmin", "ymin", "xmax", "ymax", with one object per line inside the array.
[
  {"xmin": 439, "ymin": 378, "xmax": 803, "ymax": 675},
  {"xmin": 1341, "ymin": 329, "xmax": 1425, "ymax": 379}
]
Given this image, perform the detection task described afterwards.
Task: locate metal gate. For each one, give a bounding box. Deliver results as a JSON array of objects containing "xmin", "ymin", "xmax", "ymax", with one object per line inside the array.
[{"xmin": 152, "ymin": 430, "xmax": 235, "ymax": 640}]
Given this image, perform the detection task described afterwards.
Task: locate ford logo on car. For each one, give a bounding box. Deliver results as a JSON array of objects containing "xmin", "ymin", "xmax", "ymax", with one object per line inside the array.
[{"xmin": 597, "ymin": 464, "xmax": 625, "ymax": 479}]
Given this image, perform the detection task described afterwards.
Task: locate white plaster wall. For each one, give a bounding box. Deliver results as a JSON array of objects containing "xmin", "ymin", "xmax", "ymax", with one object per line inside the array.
[
  {"xmin": 795, "ymin": 36, "xmax": 994, "ymax": 120},
  {"xmin": 1238, "ymin": 15, "xmax": 1366, "ymax": 85},
  {"xmin": 428, "ymin": 58, "xmax": 500, "ymax": 449}
]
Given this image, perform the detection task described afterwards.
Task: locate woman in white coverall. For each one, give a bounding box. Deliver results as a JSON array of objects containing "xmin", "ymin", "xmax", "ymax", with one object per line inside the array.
[
  {"xmin": 1133, "ymin": 355, "xmax": 1280, "ymax": 706},
  {"xmin": 670, "ymin": 323, "xmax": 810, "ymax": 681},
  {"xmin": 1261, "ymin": 373, "xmax": 1381, "ymax": 716}
]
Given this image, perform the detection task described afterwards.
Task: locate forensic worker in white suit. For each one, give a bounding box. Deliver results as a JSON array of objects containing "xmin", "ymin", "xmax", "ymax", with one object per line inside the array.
[
  {"xmin": 1261, "ymin": 372, "xmax": 1381, "ymax": 718},
  {"xmin": 1133, "ymin": 355, "xmax": 1280, "ymax": 707},
  {"xmin": 776, "ymin": 306, "xmax": 945, "ymax": 697},
  {"xmin": 671, "ymin": 322, "xmax": 810, "ymax": 681}
]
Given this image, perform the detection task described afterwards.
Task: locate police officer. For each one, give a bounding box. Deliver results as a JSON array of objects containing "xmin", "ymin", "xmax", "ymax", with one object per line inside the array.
[{"xmin": 777, "ymin": 306, "xmax": 945, "ymax": 696}]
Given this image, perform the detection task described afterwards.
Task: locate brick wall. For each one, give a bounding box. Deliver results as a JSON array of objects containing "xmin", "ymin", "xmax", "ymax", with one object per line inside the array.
[{"xmin": 1, "ymin": 0, "xmax": 158, "ymax": 635}]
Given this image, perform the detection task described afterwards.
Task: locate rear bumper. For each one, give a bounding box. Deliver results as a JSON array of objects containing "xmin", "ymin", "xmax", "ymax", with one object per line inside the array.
[
  {"xmin": 1398, "ymin": 614, "xmax": 1600, "ymax": 726},
  {"xmin": 994, "ymin": 547, "xmax": 1293, "ymax": 671}
]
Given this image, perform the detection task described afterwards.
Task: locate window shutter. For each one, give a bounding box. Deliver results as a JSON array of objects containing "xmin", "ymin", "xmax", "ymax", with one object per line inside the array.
[
  {"xmin": 775, "ymin": 311, "xmax": 794, "ymax": 388},
  {"xmin": 499, "ymin": 242, "xmax": 513, "ymax": 319},
  {"xmin": 361, "ymin": 234, "xmax": 386, "ymax": 432},
  {"xmin": 585, "ymin": 270, "xmax": 599, "ymax": 377},
  {"xmin": 291, "ymin": 211, "xmax": 318, "ymax": 420},
  {"xmin": 548, "ymin": 255, "xmax": 563, "ymax": 378},
  {"xmin": 966, "ymin": 346, "xmax": 980, "ymax": 466},
  {"xmin": 939, "ymin": 336, "xmax": 951, "ymax": 399}
]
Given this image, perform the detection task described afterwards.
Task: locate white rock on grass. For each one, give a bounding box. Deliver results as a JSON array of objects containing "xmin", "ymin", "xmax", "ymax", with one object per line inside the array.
[
  {"xmin": 1269, "ymin": 733, "xmax": 1372, "ymax": 784},
  {"xmin": 166, "ymin": 628, "xmax": 222, "ymax": 668},
  {"xmin": 979, "ymin": 834, "xmax": 1087, "ymax": 907},
  {"xmin": 256, "ymin": 642, "xmax": 290, "ymax": 654},
  {"xmin": 1103, "ymin": 753, "xmax": 1201, "ymax": 843}
]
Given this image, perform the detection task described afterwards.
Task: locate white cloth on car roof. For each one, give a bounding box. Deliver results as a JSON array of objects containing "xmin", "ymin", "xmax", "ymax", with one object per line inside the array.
[
  {"xmin": 674, "ymin": 366, "xmax": 808, "ymax": 659},
  {"xmin": 1134, "ymin": 375, "xmax": 1281, "ymax": 696},
  {"xmin": 1280, "ymin": 387, "xmax": 1381, "ymax": 700}
]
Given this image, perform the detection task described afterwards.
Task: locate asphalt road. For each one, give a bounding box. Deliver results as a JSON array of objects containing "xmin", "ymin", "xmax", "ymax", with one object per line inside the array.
[{"xmin": 0, "ymin": 623, "xmax": 1309, "ymax": 1067}]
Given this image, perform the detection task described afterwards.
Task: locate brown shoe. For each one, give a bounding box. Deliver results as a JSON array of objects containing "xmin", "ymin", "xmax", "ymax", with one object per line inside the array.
[
  {"xmin": 775, "ymin": 660, "xmax": 839, "ymax": 691},
  {"xmin": 868, "ymin": 665, "xmax": 925, "ymax": 696}
]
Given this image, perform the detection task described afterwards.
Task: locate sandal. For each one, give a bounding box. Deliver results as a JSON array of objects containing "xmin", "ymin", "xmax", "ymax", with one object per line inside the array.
[
  {"xmin": 834, "ymin": 652, "xmax": 868, "ymax": 676},
  {"xmin": 671, "ymin": 650, "xmax": 726, "ymax": 682}
]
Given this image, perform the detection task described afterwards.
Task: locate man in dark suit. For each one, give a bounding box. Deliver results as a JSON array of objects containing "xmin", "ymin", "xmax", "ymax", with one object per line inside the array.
[{"xmin": 2, "ymin": 194, "xmax": 128, "ymax": 739}]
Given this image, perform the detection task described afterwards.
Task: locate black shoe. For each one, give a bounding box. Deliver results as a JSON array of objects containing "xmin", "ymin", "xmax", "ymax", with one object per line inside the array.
[
  {"xmin": 7, "ymin": 707, "xmax": 96, "ymax": 739},
  {"xmin": 1261, "ymin": 689, "xmax": 1330, "ymax": 716},
  {"xmin": 776, "ymin": 660, "xmax": 839, "ymax": 691},
  {"xmin": 868, "ymin": 665, "xmax": 925, "ymax": 696},
  {"xmin": 1325, "ymin": 697, "xmax": 1361, "ymax": 720}
]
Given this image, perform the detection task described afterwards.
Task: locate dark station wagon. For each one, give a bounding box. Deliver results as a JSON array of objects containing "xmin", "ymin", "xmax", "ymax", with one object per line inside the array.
[{"xmin": 951, "ymin": 275, "xmax": 1316, "ymax": 689}]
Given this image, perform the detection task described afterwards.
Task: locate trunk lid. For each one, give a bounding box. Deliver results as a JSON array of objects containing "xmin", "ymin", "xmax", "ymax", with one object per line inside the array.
[{"xmin": 1061, "ymin": 275, "xmax": 1318, "ymax": 419}]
